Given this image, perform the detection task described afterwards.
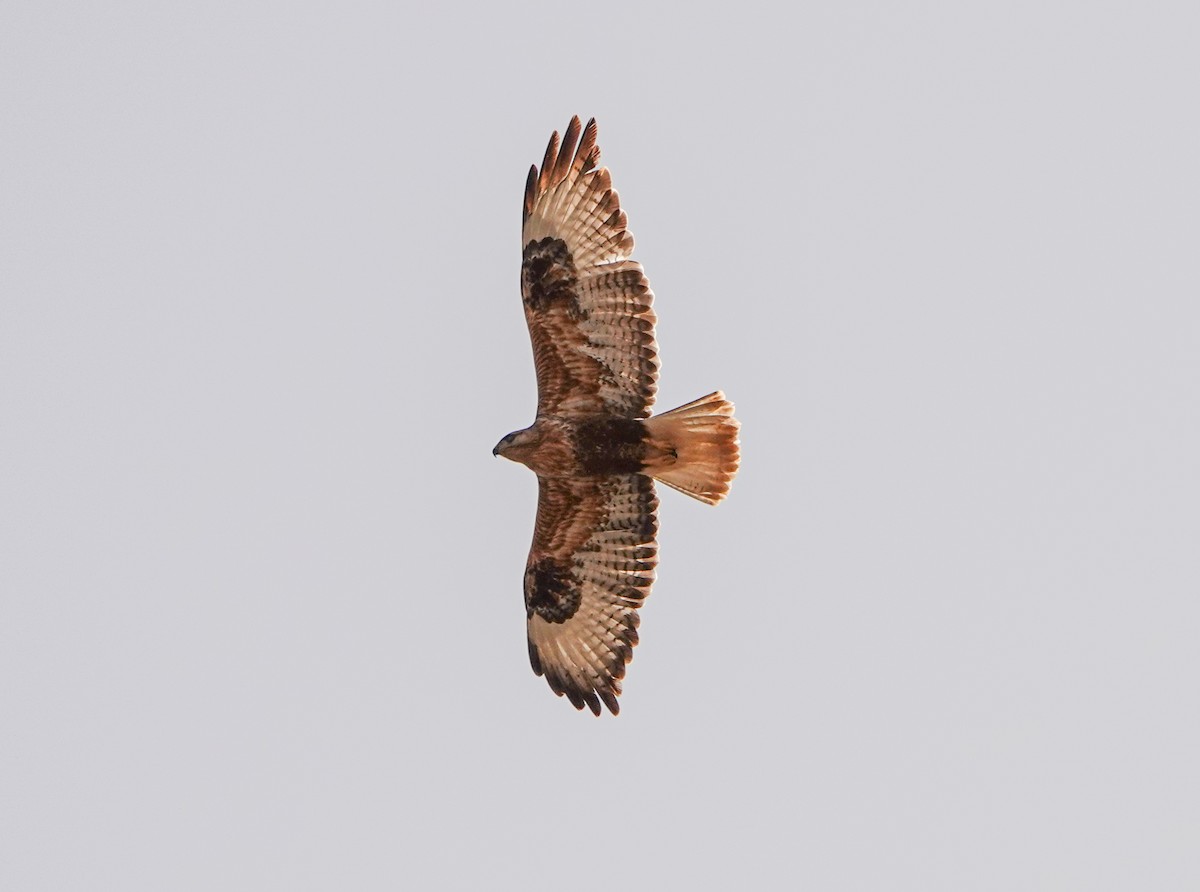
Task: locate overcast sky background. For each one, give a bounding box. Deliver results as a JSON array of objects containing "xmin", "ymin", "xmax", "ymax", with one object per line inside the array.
[{"xmin": 3, "ymin": 2, "xmax": 1197, "ymax": 889}]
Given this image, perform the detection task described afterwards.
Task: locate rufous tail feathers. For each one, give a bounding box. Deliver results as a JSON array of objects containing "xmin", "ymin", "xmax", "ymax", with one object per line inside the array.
[{"xmin": 643, "ymin": 392, "xmax": 740, "ymax": 505}]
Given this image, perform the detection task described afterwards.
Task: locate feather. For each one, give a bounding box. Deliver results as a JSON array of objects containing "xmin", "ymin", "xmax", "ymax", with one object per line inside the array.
[
  {"xmin": 520, "ymin": 118, "xmax": 659, "ymax": 420},
  {"xmin": 500, "ymin": 119, "xmax": 740, "ymax": 716},
  {"xmin": 525, "ymin": 475, "xmax": 659, "ymax": 716}
]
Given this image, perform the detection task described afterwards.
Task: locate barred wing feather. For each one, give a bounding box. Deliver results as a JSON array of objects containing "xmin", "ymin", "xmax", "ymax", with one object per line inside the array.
[
  {"xmin": 524, "ymin": 474, "xmax": 659, "ymax": 715},
  {"xmin": 520, "ymin": 117, "xmax": 659, "ymax": 420}
]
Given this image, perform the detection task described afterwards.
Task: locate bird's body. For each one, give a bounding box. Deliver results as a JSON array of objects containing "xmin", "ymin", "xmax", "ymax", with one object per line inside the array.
[
  {"xmin": 495, "ymin": 416, "xmax": 673, "ymax": 479},
  {"xmin": 495, "ymin": 117, "xmax": 740, "ymax": 715}
]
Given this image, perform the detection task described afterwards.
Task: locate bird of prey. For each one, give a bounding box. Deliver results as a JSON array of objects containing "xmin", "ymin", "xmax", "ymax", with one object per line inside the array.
[{"xmin": 494, "ymin": 117, "xmax": 740, "ymax": 715}]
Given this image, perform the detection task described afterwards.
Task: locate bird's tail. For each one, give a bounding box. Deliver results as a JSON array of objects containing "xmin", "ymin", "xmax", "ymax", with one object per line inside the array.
[{"xmin": 643, "ymin": 392, "xmax": 740, "ymax": 505}]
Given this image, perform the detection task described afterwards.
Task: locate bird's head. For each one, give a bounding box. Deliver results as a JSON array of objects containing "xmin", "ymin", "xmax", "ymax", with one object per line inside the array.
[{"xmin": 493, "ymin": 427, "xmax": 539, "ymax": 464}]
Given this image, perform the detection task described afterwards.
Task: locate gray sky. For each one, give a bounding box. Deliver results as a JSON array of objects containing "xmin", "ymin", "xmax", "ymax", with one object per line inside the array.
[{"xmin": 3, "ymin": 2, "xmax": 1197, "ymax": 889}]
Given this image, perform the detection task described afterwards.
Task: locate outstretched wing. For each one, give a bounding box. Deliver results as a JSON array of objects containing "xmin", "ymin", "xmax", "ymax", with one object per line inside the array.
[
  {"xmin": 521, "ymin": 116, "xmax": 659, "ymax": 419},
  {"xmin": 525, "ymin": 473, "xmax": 659, "ymax": 715}
]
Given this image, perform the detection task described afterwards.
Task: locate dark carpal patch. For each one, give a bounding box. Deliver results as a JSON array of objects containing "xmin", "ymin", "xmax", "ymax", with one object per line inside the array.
[
  {"xmin": 522, "ymin": 238, "xmax": 583, "ymax": 317},
  {"xmin": 525, "ymin": 557, "xmax": 581, "ymax": 623},
  {"xmin": 574, "ymin": 418, "xmax": 647, "ymax": 475}
]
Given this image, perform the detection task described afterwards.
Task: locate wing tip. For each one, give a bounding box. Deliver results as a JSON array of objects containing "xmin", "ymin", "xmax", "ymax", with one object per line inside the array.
[
  {"xmin": 528, "ymin": 639, "xmax": 628, "ymax": 717},
  {"xmin": 527, "ymin": 115, "xmax": 603, "ymax": 208}
]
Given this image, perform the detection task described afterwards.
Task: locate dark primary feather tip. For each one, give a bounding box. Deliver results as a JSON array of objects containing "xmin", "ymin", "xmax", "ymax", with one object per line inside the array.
[
  {"xmin": 538, "ymin": 129, "xmax": 560, "ymax": 194},
  {"xmin": 523, "ymin": 164, "xmax": 538, "ymax": 224},
  {"xmin": 578, "ymin": 118, "xmax": 600, "ymax": 172},
  {"xmin": 599, "ymin": 689, "xmax": 620, "ymax": 715},
  {"xmin": 554, "ymin": 116, "xmax": 582, "ymax": 183}
]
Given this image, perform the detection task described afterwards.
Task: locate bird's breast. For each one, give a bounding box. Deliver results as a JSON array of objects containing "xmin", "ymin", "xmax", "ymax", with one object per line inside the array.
[{"xmin": 520, "ymin": 419, "xmax": 577, "ymax": 477}]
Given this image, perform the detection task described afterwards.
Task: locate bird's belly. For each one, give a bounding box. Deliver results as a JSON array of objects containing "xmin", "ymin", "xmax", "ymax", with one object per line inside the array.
[{"xmin": 572, "ymin": 418, "xmax": 648, "ymax": 475}]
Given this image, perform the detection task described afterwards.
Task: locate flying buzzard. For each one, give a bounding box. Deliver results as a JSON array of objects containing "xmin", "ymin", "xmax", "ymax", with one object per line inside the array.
[{"xmin": 494, "ymin": 117, "xmax": 741, "ymax": 715}]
